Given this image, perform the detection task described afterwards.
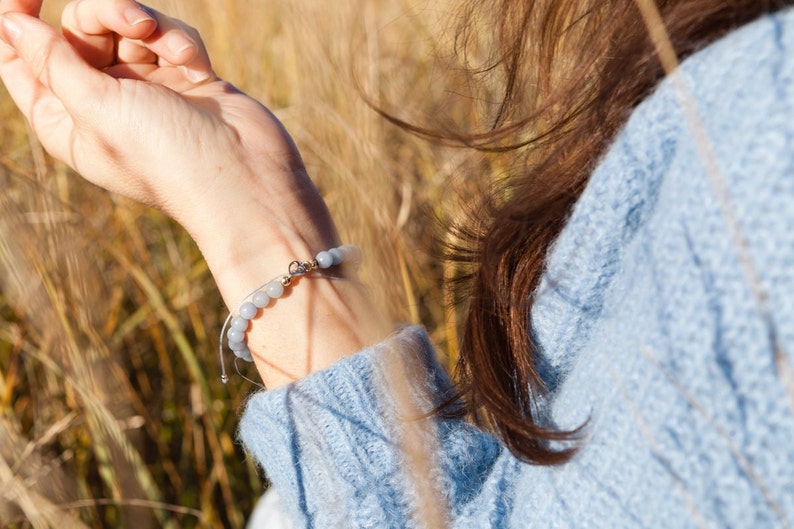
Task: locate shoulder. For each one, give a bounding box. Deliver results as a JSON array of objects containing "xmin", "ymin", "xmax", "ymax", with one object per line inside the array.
[
  {"xmin": 621, "ymin": 6, "xmax": 794, "ymax": 173},
  {"xmin": 532, "ymin": 7, "xmax": 794, "ymax": 360},
  {"xmin": 534, "ymin": 6, "xmax": 794, "ymax": 393},
  {"xmin": 609, "ymin": 6, "xmax": 794, "ymax": 268}
]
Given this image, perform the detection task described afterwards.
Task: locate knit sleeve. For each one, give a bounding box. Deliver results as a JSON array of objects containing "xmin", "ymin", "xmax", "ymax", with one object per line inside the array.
[{"xmin": 238, "ymin": 326, "xmax": 514, "ymax": 529}]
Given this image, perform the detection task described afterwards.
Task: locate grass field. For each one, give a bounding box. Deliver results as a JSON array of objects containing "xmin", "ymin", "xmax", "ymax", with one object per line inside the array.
[{"xmin": 0, "ymin": 0, "xmax": 499, "ymax": 526}]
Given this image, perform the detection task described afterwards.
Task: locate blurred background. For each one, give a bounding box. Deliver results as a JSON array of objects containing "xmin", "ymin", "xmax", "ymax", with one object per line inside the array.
[{"xmin": 0, "ymin": 0, "xmax": 509, "ymax": 526}]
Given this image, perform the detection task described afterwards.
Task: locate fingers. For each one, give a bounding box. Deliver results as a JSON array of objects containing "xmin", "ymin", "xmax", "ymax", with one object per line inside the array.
[
  {"xmin": 0, "ymin": 12, "xmax": 108, "ymax": 123},
  {"xmin": 140, "ymin": 11, "xmax": 212, "ymax": 83},
  {"xmin": 61, "ymin": 0, "xmax": 212, "ymax": 83},
  {"xmin": 61, "ymin": 0, "xmax": 157, "ymax": 69}
]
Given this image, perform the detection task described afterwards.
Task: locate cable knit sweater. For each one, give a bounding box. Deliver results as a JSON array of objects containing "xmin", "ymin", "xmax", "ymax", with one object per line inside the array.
[{"xmin": 239, "ymin": 9, "xmax": 794, "ymax": 528}]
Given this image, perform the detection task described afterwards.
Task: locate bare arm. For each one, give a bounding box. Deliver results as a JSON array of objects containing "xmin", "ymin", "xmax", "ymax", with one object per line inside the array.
[{"xmin": 0, "ymin": 0, "xmax": 389, "ymax": 388}]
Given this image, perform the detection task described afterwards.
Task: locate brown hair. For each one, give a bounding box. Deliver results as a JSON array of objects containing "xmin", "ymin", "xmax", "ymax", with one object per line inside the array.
[{"xmin": 379, "ymin": 0, "xmax": 792, "ymax": 464}]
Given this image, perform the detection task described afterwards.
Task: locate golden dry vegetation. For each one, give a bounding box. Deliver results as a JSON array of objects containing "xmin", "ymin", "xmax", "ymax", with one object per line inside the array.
[{"xmin": 0, "ymin": 0, "xmax": 505, "ymax": 527}]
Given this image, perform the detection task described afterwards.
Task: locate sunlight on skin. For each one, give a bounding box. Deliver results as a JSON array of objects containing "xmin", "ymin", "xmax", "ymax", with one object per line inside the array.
[{"xmin": 0, "ymin": 0, "xmax": 393, "ymax": 390}]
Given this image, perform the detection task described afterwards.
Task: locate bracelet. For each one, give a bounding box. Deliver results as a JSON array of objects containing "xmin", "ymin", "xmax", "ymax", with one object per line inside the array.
[{"xmin": 218, "ymin": 245, "xmax": 362, "ymax": 384}]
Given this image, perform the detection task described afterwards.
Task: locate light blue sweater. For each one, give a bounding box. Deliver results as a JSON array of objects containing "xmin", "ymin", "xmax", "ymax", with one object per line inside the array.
[{"xmin": 240, "ymin": 9, "xmax": 794, "ymax": 528}]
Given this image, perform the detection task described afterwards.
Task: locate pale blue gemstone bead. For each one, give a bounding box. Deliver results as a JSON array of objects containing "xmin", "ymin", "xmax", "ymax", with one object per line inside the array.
[
  {"xmin": 229, "ymin": 338, "xmax": 248, "ymax": 351},
  {"xmin": 329, "ymin": 248, "xmax": 342, "ymax": 266},
  {"xmin": 265, "ymin": 280, "xmax": 284, "ymax": 298},
  {"xmin": 234, "ymin": 345, "xmax": 253, "ymax": 362},
  {"xmin": 239, "ymin": 302, "xmax": 257, "ymax": 319},
  {"xmin": 252, "ymin": 291, "xmax": 270, "ymax": 308},
  {"xmin": 227, "ymin": 328, "xmax": 245, "ymax": 343},
  {"xmin": 316, "ymin": 250, "xmax": 334, "ymax": 269},
  {"xmin": 231, "ymin": 316, "xmax": 249, "ymax": 332}
]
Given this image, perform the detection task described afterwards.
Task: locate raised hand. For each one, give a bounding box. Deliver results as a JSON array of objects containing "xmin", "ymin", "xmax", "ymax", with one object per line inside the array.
[
  {"xmin": 0, "ymin": 0, "xmax": 384, "ymax": 388},
  {"xmin": 0, "ymin": 0, "xmax": 328, "ymax": 238}
]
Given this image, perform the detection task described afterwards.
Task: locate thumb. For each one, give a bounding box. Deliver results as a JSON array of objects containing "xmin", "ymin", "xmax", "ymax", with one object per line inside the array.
[{"xmin": 0, "ymin": 12, "xmax": 111, "ymax": 122}]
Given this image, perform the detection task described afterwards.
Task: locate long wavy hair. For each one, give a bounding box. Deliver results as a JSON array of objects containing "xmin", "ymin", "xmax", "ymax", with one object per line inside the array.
[{"xmin": 379, "ymin": 0, "xmax": 793, "ymax": 464}]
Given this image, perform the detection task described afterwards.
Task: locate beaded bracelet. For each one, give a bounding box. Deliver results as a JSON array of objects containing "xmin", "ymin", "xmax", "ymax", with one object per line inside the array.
[{"xmin": 218, "ymin": 245, "xmax": 361, "ymax": 384}]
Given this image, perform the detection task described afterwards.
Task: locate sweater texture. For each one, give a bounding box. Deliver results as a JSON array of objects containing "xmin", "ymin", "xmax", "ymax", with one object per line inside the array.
[{"xmin": 240, "ymin": 9, "xmax": 794, "ymax": 528}]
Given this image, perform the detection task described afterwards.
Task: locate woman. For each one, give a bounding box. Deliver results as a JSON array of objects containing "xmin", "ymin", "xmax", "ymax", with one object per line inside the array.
[{"xmin": 0, "ymin": 0, "xmax": 792, "ymax": 527}]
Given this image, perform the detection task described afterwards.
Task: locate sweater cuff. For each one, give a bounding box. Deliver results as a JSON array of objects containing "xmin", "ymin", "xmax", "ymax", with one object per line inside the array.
[{"xmin": 238, "ymin": 325, "xmax": 451, "ymax": 528}]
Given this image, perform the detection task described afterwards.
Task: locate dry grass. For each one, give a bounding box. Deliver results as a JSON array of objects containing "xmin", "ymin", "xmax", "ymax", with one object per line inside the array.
[{"xmin": 0, "ymin": 0, "xmax": 496, "ymax": 526}]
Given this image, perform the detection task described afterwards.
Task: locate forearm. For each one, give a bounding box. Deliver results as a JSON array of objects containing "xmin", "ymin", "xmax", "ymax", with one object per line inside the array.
[{"xmin": 186, "ymin": 164, "xmax": 389, "ymax": 389}]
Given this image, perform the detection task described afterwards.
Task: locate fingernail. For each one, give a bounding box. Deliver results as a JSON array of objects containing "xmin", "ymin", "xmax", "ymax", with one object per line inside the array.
[
  {"xmin": 173, "ymin": 42, "xmax": 196, "ymax": 56},
  {"xmin": 124, "ymin": 7, "xmax": 155, "ymax": 26},
  {"xmin": 0, "ymin": 15, "xmax": 22, "ymax": 46},
  {"xmin": 180, "ymin": 65, "xmax": 211, "ymax": 84},
  {"xmin": 167, "ymin": 33, "xmax": 196, "ymax": 56}
]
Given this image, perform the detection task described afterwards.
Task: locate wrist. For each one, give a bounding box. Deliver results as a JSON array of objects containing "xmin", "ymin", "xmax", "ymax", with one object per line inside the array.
[
  {"xmin": 182, "ymin": 165, "xmax": 340, "ymax": 306},
  {"xmin": 221, "ymin": 245, "xmax": 389, "ymax": 389},
  {"xmin": 178, "ymin": 165, "xmax": 389, "ymax": 388}
]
